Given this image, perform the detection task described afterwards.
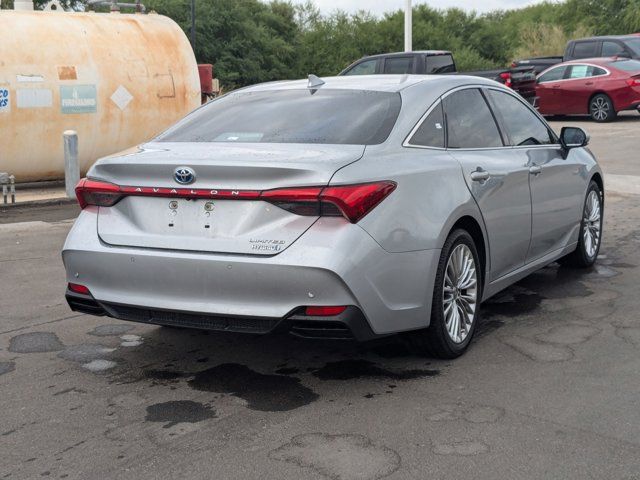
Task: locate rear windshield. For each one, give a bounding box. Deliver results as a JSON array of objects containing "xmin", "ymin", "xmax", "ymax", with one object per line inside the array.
[
  {"xmin": 609, "ymin": 59, "xmax": 640, "ymax": 72},
  {"xmin": 157, "ymin": 89, "xmax": 402, "ymax": 145}
]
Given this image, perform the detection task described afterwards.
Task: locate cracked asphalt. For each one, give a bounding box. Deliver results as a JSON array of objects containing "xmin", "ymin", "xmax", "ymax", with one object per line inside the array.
[{"xmin": 1, "ymin": 113, "xmax": 640, "ymax": 479}]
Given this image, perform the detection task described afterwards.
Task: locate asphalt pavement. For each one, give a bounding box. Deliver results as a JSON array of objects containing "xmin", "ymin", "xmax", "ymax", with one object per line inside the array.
[{"xmin": 1, "ymin": 113, "xmax": 639, "ymax": 480}]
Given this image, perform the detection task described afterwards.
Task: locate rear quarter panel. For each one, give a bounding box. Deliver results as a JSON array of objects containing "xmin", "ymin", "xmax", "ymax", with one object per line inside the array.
[{"xmin": 330, "ymin": 144, "xmax": 486, "ymax": 255}]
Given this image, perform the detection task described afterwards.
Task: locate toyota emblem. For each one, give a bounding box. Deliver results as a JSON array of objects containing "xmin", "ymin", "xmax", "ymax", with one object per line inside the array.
[{"xmin": 174, "ymin": 167, "xmax": 196, "ymax": 185}]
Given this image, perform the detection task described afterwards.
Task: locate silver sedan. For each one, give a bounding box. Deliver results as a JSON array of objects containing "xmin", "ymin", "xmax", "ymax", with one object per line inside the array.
[{"xmin": 63, "ymin": 75, "xmax": 603, "ymax": 358}]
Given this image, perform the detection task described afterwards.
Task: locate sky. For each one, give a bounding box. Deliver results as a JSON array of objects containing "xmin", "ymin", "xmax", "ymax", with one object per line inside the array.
[{"xmin": 289, "ymin": 0, "xmax": 547, "ymax": 15}]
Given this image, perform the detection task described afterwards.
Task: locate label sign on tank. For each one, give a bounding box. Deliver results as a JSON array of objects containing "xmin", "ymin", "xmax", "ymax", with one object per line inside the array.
[
  {"xmin": 60, "ymin": 85, "xmax": 97, "ymax": 114},
  {"xmin": 110, "ymin": 85, "xmax": 133, "ymax": 111},
  {"xmin": 0, "ymin": 88, "xmax": 9, "ymax": 112},
  {"xmin": 17, "ymin": 89, "xmax": 53, "ymax": 108}
]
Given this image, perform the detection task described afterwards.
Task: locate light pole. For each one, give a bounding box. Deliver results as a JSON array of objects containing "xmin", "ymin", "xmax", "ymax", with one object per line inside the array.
[
  {"xmin": 190, "ymin": 0, "xmax": 196, "ymax": 51},
  {"xmin": 404, "ymin": 0, "xmax": 412, "ymax": 52}
]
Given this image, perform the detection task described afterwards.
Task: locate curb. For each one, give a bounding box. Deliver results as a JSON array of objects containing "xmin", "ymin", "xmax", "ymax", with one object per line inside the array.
[{"xmin": 0, "ymin": 197, "xmax": 77, "ymax": 210}]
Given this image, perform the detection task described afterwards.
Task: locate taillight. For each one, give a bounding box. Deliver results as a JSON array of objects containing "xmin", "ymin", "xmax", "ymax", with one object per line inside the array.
[
  {"xmin": 625, "ymin": 77, "xmax": 640, "ymax": 86},
  {"xmin": 320, "ymin": 182, "xmax": 397, "ymax": 223},
  {"xmin": 74, "ymin": 177, "xmax": 396, "ymax": 223},
  {"xmin": 304, "ymin": 306, "xmax": 347, "ymax": 316},
  {"xmin": 261, "ymin": 181, "xmax": 397, "ymax": 223},
  {"xmin": 75, "ymin": 178, "xmax": 123, "ymax": 209},
  {"xmin": 68, "ymin": 283, "xmax": 91, "ymax": 295},
  {"xmin": 260, "ymin": 186, "xmax": 324, "ymax": 216},
  {"xmin": 500, "ymin": 72, "xmax": 512, "ymax": 89}
]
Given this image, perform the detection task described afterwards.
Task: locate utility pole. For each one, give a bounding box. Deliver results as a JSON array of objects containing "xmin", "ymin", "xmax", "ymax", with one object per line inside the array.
[
  {"xmin": 190, "ymin": 0, "xmax": 196, "ymax": 51},
  {"xmin": 404, "ymin": 0, "xmax": 412, "ymax": 52}
]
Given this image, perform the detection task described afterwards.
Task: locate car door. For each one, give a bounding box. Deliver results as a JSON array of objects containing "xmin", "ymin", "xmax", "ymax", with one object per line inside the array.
[
  {"xmin": 443, "ymin": 88, "xmax": 532, "ymax": 282},
  {"xmin": 536, "ymin": 66, "xmax": 568, "ymax": 114},
  {"xmin": 485, "ymin": 88, "xmax": 584, "ymax": 263},
  {"xmin": 559, "ymin": 64, "xmax": 594, "ymax": 113}
]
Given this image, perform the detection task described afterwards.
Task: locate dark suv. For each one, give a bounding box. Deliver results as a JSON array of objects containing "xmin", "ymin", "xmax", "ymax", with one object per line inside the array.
[{"xmin": 564, "ymin": 35, "xmax": 640, "ymax": 61}]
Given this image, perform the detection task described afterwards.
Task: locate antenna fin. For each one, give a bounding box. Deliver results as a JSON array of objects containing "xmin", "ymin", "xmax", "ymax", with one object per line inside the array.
[{"xmin": 307, "ymin": 74, "xmax": 325, "ymax": 89}]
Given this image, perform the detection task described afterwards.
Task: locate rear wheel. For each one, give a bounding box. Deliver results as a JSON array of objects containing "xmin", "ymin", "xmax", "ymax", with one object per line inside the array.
[
  {"xmin": 590, "ymin": 94, "xmax": 616, "ymax": 122},
  {"xmin": 559, "ymin": 181, "xmax": 603, "ymax": 268},
  {"xmin": 409, "ymin": 229, "xmax": 482, "ymax": 359}
]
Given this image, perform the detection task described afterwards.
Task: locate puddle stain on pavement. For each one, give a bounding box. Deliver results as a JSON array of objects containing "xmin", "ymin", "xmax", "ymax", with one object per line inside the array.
[
  {"xmin": 270, "ymin": 433, "xmax": 400, "ymax": 480},
  {"xmin": 145, "ymin": 400, "xmax": 216, "ymax": 428},
  {"xmin": 311, "ymin": 359, "xmax": 439, "ymax": 381},
  {"xmin": 188, "ymin": 363, "xmax": 319, "ymax": 412},
  {"xmin": 88, "ymin": 324, "xmax": 135, "ymax": 337},
  {"xmin": 0, "ymin": 361, "xmax": 15, "ymax": 376},
  {"xmin": 9, "ymin": 332, "xmax": 64, "ymax": 353}
]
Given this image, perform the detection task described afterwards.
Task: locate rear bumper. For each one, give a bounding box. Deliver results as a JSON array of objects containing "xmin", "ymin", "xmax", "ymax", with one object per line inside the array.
[
  {"xmin": 66, "ymin": 290, "xmax": 380, "ymax": 341},
  {"xmin": 63, "ymin": 210, "xmax": 440, "ymax": 336}
]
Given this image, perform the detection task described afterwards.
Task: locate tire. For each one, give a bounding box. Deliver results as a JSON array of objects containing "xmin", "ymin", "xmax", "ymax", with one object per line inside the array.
[
  {"xmin": 408, "ymin": 229, "xmax": 482, "ymax": 359},
  {"xmin": 589, "ymin": 94, "xmax": 616, "ymax": 122},
  {"xmin": 559, "ymin": 181, "xmax": 603, "ymax": 268}
]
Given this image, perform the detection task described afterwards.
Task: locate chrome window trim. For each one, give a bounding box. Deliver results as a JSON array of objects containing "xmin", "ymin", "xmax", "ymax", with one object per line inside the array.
[
  {"xmin": 537, "ymin": 64, "xmax": 611, "ymax": 84},
  {"xmin": 404, "ymin": 84, "xmax": 561, "ymax": 152}
]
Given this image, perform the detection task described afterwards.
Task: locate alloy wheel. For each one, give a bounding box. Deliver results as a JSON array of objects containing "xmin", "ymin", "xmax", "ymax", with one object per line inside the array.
[
  {"xmin": 442, "ymin": 244, "xmax": 478, "ymax": 344},
  {"xmin": 591, "ymin": 97, "xmax": 610, "ymax": 121},
  {"xmin": 583, "ymin": 190, "xmax": 601, "ymax": 258}
]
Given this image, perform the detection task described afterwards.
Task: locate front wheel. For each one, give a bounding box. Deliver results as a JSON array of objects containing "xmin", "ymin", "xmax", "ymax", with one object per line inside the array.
[
  {"xmin": 590, "ymin": 94, "xmax": 616, "ymax": 122},
  {"xmin": 409, "ymin": 229, "xmax": 482, "ymax": 359},
  {"xmin": 559, "ymin": 181, "xmax": 603, "ymax": 268}
]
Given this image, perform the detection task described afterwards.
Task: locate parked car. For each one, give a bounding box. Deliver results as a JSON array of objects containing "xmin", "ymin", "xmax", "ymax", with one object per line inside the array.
[
  {"xmin": 513, "ymin": 34, "xmax": 640, "ymax": 74},
  {"xmin": 536, "ymin": 57, "xmax": 640, "ymax": 121},
  {"xmin": 564, "ymin": 35, "xmax": 640, "ymax": 61},
  {"xmin": 63, "ymin": 75, "xmax": 603, "ymax": 358},
  {"xmin": 511, "ymin": 56, "xmax": 564, "ymax": 74},
  {"xmin": 339, "ymin": 51, "xmax": 538, "ymax": 105}
]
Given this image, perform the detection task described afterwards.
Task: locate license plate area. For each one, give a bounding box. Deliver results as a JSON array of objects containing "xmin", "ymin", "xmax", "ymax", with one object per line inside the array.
[{"xmin": 97, "ymin": 196, "xmax": 318, "ymax": 255}]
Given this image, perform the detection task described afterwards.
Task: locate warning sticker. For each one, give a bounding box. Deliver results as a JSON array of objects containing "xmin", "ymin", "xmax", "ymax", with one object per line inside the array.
[
  {"xmin": 0, "ymin": 88, "xmax": 9, "ymax": 112},
  {"xmin": 60, "ymin": 85, "xmax": 97, "ymax": 114}
]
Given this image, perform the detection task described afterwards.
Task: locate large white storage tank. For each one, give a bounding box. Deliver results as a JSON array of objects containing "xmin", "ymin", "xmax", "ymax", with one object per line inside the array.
[{"xmin": 0, "ymin": 10, "xmax": 202, "ymax": 182}]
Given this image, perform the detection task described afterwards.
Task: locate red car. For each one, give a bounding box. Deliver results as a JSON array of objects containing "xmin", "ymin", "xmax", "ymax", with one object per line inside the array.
[{"xmin": 536, "ymin": 57, "xmax": 640, "ymax": 122}]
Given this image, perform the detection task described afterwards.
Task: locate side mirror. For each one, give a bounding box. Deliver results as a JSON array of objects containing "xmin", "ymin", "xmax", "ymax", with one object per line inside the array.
[{"xmin": 560, "ymin": 126, "xmax": 589, "ymax": 151}]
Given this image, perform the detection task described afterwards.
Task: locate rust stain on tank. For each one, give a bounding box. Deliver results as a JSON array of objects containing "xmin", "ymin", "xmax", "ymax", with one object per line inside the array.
[
  {"xmin": 57, "ymin": 66, "xmax": 78, "ymax": 80},
  {"xmin": 0, "ymin": 11, "xmax": 201, "ymax": 182}
]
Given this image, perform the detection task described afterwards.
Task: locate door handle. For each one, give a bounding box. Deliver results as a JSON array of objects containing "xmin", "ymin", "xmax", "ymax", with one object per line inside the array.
[
  {"xmin": 529, "ymin": 165, "xmax": 542, "ymax": 175},
  {"xmin": 470, "ymin": 170, "xmax": 490, "ymax": 182},
  {"xmin": 585, "ymin": 81, "xmax": 594, "ymax": 86}
]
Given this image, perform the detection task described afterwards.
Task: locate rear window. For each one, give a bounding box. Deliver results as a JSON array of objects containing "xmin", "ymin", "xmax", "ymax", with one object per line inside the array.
[
  {"xmin": 623, "ymin": 38, "xmax": 640, "ymax": 54},
  {"xmin": 426, "ymin": 54, "xmax": 455, "ymax": 73},
  {"xmin": 572, "ymin": 41, "xmax": 599, "ymax": 59},
  {"xmin": 383, "ymin": 57, "xmax": 414, "ymax": 74},
  {"xmin": 609, "ymin": 59, "xmax": 640, "ymax": 72},
  {"xmin": 157, "ymin": 89, "xmax": 402, "ymax": 145}
]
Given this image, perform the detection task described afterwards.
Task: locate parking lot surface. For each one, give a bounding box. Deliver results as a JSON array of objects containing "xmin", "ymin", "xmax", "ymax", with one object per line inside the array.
[{"xmin": 1, "ymin": 114, "xmax": 640, "ymax": 479}]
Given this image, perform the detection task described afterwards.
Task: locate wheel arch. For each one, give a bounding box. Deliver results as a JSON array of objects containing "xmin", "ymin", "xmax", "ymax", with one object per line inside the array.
[
  {"xmin": 590, "ymin": 171, "xmax": 604, "ymax": 192},
  {"xmin": 447, "ymin": 215, "xmax": 488, "ymax": 288},
  {"xmin": 588, "ymin": 91, "xmax": 615, "ymax": 113}
]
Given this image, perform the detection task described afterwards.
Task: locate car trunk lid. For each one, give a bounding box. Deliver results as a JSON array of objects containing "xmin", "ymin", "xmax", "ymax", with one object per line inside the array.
[{"xmin": 93, "ymin": 142, "xmax": 365, "ymax": 255}]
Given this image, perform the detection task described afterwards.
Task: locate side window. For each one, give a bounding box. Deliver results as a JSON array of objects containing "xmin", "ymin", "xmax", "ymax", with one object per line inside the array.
[
  {"xmin": 409, "ymin": 102, "xmax": 445, "ymax": 148},
  {"xmin": 538, "ymin": 66, "xmax": 567, "ymax": 83},
  {"xmin": 425, "ymin": 55, "xmax": 455, "ymax": 73},
  {"xmin": 343, "ymin": 59, "xmax": 377, "ymax": 76},
  {"xmin": 443, "ymin": 89, "xmax": 503, "ymax": 149},
  {"xmin": 572, "ymin": 41, "xmax": 599, "ymax": 59},
  {"xmin": 486, "ymin": 89, "xmax": 554, "ymax": 146},
  {"xmin": 592, "ymin": 67, "xmax": 607, "ymax": 76},
  {"xmin": 383, "ymin": 57, "xmax": 414, "ymax": 74},
  {"xmin": 568, "ymin": 64, "xmax": 592, "ymax": 79},
  {"xmin": 602, "ymin": 41, "xmax": 626, "ymax": 57}
]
